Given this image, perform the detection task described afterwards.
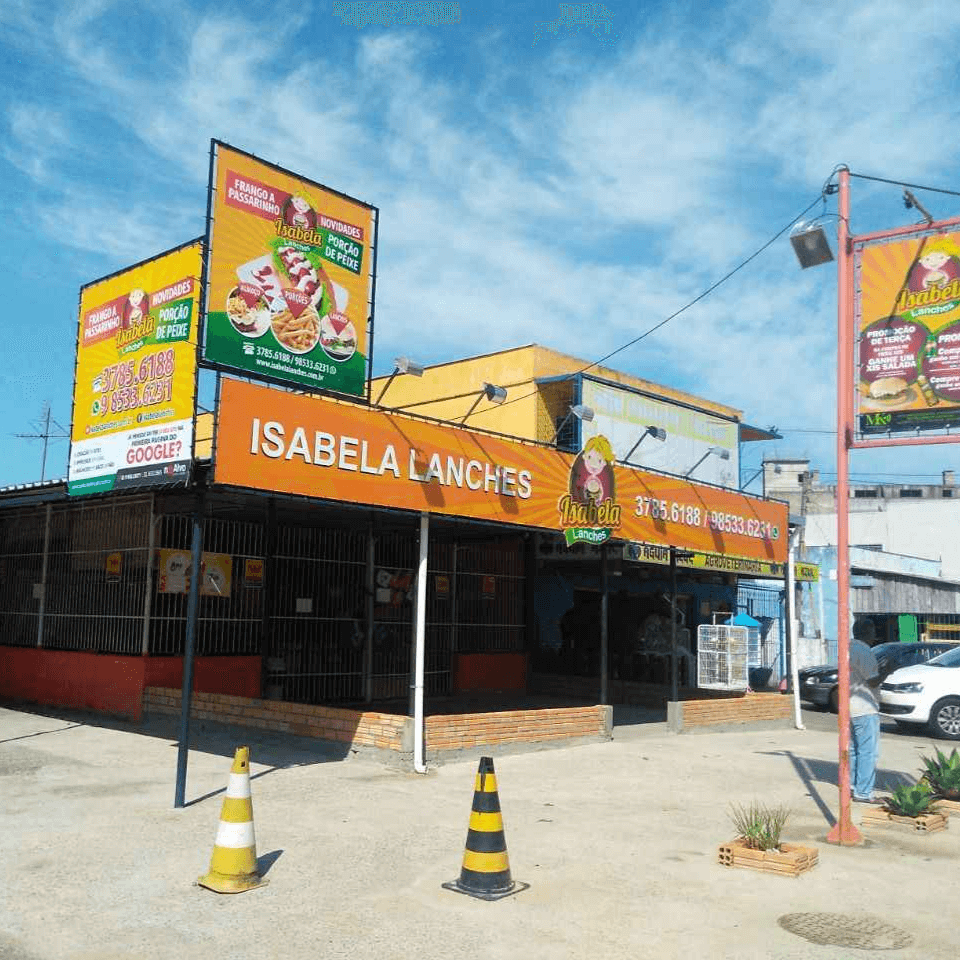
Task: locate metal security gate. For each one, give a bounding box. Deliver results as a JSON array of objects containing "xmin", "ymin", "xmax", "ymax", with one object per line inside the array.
[{"xmin": 266, "ymin": 524, "xmax": 368, "ymax": 704}]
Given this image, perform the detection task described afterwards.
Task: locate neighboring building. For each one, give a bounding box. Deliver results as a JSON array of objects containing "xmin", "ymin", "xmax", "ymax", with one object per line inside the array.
[{"xmin": 764, "ymin": 459, "xmax": 960, "ymax": 657}]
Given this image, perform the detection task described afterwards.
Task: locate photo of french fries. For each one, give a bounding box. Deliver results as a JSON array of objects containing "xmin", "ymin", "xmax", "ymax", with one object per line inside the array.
[{"xmin": 271, "ymin": 304, "xmax": 320, "ymax": 354}]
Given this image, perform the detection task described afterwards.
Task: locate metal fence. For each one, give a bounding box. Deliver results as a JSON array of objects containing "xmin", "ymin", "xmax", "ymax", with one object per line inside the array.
[
  {"xmin": 0, "ymin": 494, "xmax": 528, "ymax": 704},
  {"xmin": 737, "ymin": 580, "xmax": 784, "ymax": 677},
  {"xmin": 0, "ymin": 506, "xmax": 49, "ymax": 647}
]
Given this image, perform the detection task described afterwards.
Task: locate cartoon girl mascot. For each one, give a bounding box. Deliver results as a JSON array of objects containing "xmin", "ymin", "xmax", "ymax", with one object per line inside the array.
[
  {"xmin": 570, "ymin": 435, "xmax": 616, "ymax": 506},
  {"xmin": 907, "ymin": 236, "xmax": 960, "ymax": 292}
]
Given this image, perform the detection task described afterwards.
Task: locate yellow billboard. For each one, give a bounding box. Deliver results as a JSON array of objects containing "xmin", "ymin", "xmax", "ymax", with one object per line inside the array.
[
  {"xmin": 203, "ymin": 141, "xmax": 377, "ymax": 398},
  {"xmin": 69, "ymin": 242, "xmax": 202, "ymax": 496}
]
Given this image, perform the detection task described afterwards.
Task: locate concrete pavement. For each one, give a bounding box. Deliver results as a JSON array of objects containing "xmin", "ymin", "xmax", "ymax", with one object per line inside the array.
[{"xmin": 1, "ymin": 703, "xmax": 958, "ymax": 960}]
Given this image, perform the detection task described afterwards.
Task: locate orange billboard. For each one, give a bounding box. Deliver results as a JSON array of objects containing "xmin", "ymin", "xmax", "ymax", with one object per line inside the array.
[
  {"xmin": 857, "ymin": 225, "xmax": 960, "ymax": 434},
  {"xmin": 214, "ymin": 379, "xmax": 787, "ymax": 563}
]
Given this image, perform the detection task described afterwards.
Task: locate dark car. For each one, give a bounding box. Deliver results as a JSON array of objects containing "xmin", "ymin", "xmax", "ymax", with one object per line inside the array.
[{"xmin": 797, "ymin": 641, "xmax": 956, "ymax": 713}]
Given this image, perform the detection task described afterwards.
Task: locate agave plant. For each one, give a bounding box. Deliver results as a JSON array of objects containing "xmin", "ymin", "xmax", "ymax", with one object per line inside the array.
[
  {"xmin": 882, "ymin": 782, "xmax": 934, "ymax": 818},
  {"xmin": 919, "ymin": 747, "xmax": 960, "ymax": 800},
  {"xmin": 727, "ymin": 801, "xmax": 791, "ymax": 851}
]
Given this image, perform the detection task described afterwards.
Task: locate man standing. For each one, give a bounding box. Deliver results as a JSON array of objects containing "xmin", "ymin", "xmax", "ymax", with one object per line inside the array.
[{"xmin": 850, "ymin": 617, "xmax": 882, "ymax": 803}]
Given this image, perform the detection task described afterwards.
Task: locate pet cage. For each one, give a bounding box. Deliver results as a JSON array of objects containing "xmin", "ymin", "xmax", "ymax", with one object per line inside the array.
[{"xmin": 696, "ymin": 624, "xmax": 749, "ymax": 691}]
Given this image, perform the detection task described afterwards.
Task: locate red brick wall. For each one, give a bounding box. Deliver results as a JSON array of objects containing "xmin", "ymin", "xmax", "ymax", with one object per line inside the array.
[
  {"xmin": 426, "ymin": 706, "xmax": 607, "ymax": 751},
  {"xmin": 681, "ymin": 692, "xmax": 792, "ymax": 727},
  {"xmin": 142, "ymin": 687, "xmax": 407, "ymax": 751}
]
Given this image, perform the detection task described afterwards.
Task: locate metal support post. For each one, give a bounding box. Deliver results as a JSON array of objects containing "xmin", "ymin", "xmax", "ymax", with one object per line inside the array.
[
  {"xmin": 670, "ymin": 547, "xmax": 679, "ymax": 702},
  {"xmin": 599, "ymin": 544, "xmax": 608, "ymax": 705},
  {"xmin": 174, "ymin": 506, "xmax": 204, "ymax": 809},
  {"xmin": 411, "ymin": 513, "xmax": 428, "ymax": 773}
]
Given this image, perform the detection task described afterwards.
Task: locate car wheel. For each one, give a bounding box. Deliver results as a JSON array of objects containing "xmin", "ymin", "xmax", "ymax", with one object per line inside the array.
[
  {"xmin": 928, "ymin": 697, "xmax": 960, "ymax": 740},
  {"xmin": 828, "ymin": 687, "xmax": 839, "ymax": 714}
]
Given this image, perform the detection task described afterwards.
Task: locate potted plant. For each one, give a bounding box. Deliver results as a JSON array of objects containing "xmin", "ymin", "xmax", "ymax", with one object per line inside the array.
[
  {"xmin": 861, "ymin": 782, "xmax": 948, "ymax": 833},
  {"xmin": 718, "ymin": 802, "xmax": 817, "ymax": 877},
  {"xmin": 920, "ymin": 746, "xmax": 960, "ymax": 814}
]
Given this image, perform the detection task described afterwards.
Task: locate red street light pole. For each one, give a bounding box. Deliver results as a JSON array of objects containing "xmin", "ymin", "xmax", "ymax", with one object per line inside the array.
[{"xmin": 826, "ymin": 167, "xmax": 861, "ymax": 845}]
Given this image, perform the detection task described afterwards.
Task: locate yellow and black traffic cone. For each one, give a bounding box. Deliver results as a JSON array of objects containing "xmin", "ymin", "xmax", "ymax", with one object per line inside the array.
[
  {"xmin": 197, "ymin": 746, "xmax": 268, "ymax": 894},
  {"xmin": 443, "ymin": 756, "xmax": 528, "ymax": 900}
]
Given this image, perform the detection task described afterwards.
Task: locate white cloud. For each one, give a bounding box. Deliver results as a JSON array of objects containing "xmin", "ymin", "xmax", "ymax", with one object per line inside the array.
[
  {"xmin": 37, "ymin": 189, "xmax": 198, "ymax": 262},
  {"xmin": 3, "ymin": 105, "xmax": 69, "ymax": 182}
]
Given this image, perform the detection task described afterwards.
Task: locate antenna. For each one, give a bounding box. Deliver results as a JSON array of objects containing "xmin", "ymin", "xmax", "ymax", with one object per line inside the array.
[{"xmin": 14, "ymin": 404, "xmax": 69, "ymax": 482}]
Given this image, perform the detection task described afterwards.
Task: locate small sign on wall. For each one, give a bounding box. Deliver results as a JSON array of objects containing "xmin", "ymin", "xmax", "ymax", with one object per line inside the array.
[
  {"xmin": 435, "ymin": 574, "xmax": 450, "ymax": 599},
  {"xmin": 482, "ymin": 575, "xmax": 496, "ymax": 600},
  {"xmin": 243, "ymin": 558, "xmax": 264, "ymax": 588},
  {"xmin": 105, "ymin": 552, "xmax": 122, "ymax": 582}
]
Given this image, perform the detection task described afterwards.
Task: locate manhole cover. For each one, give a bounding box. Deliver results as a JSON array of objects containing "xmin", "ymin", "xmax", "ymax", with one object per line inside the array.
[{"xmin": 778, "ymin": 913, "xmax": 912, "ymax": 950}]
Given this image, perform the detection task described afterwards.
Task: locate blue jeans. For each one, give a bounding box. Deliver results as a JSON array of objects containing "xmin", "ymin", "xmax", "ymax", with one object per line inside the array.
[{"xmin": 850, "ymin": 713, "xmax": 880, "ymax": 799}]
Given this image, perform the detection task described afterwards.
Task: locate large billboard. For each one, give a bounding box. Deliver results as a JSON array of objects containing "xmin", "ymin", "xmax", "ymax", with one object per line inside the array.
[
  {"xmin": 580, "ymin": 377, "xmax": 739, "ymax": 487},
  {"xmin": 214, "ymin": 379, "xmax": 787, "ymax": 564},
  {"xmin": 68, "ymin": 242, "xmax": 201, "ymax": 496},
  {"xmin": 203, "ymin": 141, "xmax": 377, "ymax": 399},
  {"xmin": 857, "ymin": 226, "xmax": 960, "ymax": 435}
]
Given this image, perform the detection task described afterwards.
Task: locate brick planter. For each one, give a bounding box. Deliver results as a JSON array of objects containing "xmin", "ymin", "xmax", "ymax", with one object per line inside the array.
[
  {"xmin": 861, "ymin": 809, "xmax": 949, "ymax": 833},
  {"xmin": 932, "ymin": 798, "xmax": 960, "ymax": 816},
  {"xmin": 717, "ymin": 839, "xmax": 818, "ymax": 877}
]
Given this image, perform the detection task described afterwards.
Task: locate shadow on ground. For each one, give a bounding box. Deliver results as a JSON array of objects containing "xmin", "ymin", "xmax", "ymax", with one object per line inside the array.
[
  {"xmin": 757, "ymin": 749, "xmax": 918, "ymax": 827},
  {"xmin": 0, "ymin": 701, "xmax": 355, "ymax": 772}
]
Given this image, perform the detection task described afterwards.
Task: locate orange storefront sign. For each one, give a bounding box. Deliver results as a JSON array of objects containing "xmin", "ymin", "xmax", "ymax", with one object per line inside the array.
[{"xmin": 214, "ymin": 379, "xmax": 787, "ymax": 563}]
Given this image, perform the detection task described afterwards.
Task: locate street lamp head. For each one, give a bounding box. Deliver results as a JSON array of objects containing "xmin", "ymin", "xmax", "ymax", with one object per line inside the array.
[
  {"xmin": 790, "ymin": 221, "xmax": 834, "ymax": 269},
  {"xmin": 570, "ymin": 403, "xmax": 594, "ymax": 422},
  {"xmin": 646, "ymin": 426, "xmax": 667, "ymax": 442},
  {"xmin": 708, "ymin": 446, "xmax": 730, "ymax": 460},
  {"xmin": 482, "ymin": 383, "xmax": 508, "ymax": 404},
  {"xmin": 394, "ymin": 356, "xmax": 425, "ymax": 377}
]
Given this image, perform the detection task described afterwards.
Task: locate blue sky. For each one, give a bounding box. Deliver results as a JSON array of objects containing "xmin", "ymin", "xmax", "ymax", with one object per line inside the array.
[{"xmin": 2, "ymin": 0, "xmax": 960, "ymax": 491}]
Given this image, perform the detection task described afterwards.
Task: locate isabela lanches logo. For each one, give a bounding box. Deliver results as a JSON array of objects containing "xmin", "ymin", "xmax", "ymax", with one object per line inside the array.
[
  {"xmin": 533, "ymin": 3, "xmax": 619, "ymax": 47},
  {"xmin": 557, "ymin": 434, "xmax": 622, "ymax": 546}
]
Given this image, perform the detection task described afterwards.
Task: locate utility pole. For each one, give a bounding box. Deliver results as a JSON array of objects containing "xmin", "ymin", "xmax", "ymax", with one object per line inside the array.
[{"xmin": 14, "ymin": 404, "xmax": 69, "ymax": 482}]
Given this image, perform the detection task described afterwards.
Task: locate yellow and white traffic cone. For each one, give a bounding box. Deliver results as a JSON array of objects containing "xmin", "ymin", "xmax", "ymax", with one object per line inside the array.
[{"xmin": 197, "ymin": 746, "xmax": 268, "ymax": 894}]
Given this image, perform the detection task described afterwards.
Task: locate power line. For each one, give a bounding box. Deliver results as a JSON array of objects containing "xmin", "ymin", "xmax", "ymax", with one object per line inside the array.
[
  {"xmin": 850, "ymin": 171, "xmax": 960, "ymax": 200},
  {"xmin": 466, "ymin": 193, "xmax": 825, "ymax": 420}
]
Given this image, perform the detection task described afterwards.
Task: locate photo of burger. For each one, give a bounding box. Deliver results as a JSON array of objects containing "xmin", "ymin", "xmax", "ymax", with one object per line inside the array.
[{"xmin": 860, "ymin": 375, "xmax": 916, "ymax": 410}]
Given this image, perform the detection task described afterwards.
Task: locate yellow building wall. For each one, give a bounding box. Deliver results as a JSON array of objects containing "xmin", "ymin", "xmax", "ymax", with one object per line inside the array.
[
  {"xmin": 368, "ymin": 344, "xmax": 742, "ymax": 445},
  {"xmin": 370, "ymin": 345, "xmax": 543, "ymax": 439}
]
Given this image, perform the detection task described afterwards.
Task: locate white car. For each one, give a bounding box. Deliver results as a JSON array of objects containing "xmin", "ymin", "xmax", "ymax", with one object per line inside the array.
[{"xmin": 879, "ymin": 645, "xmax": 960, "ymax": 740}]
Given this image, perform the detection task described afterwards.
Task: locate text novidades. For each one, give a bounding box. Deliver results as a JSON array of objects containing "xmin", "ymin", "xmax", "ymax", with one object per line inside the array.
[{"xmin": 249, "ymin": 419, "xmax": 533, "ymax": 498}]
